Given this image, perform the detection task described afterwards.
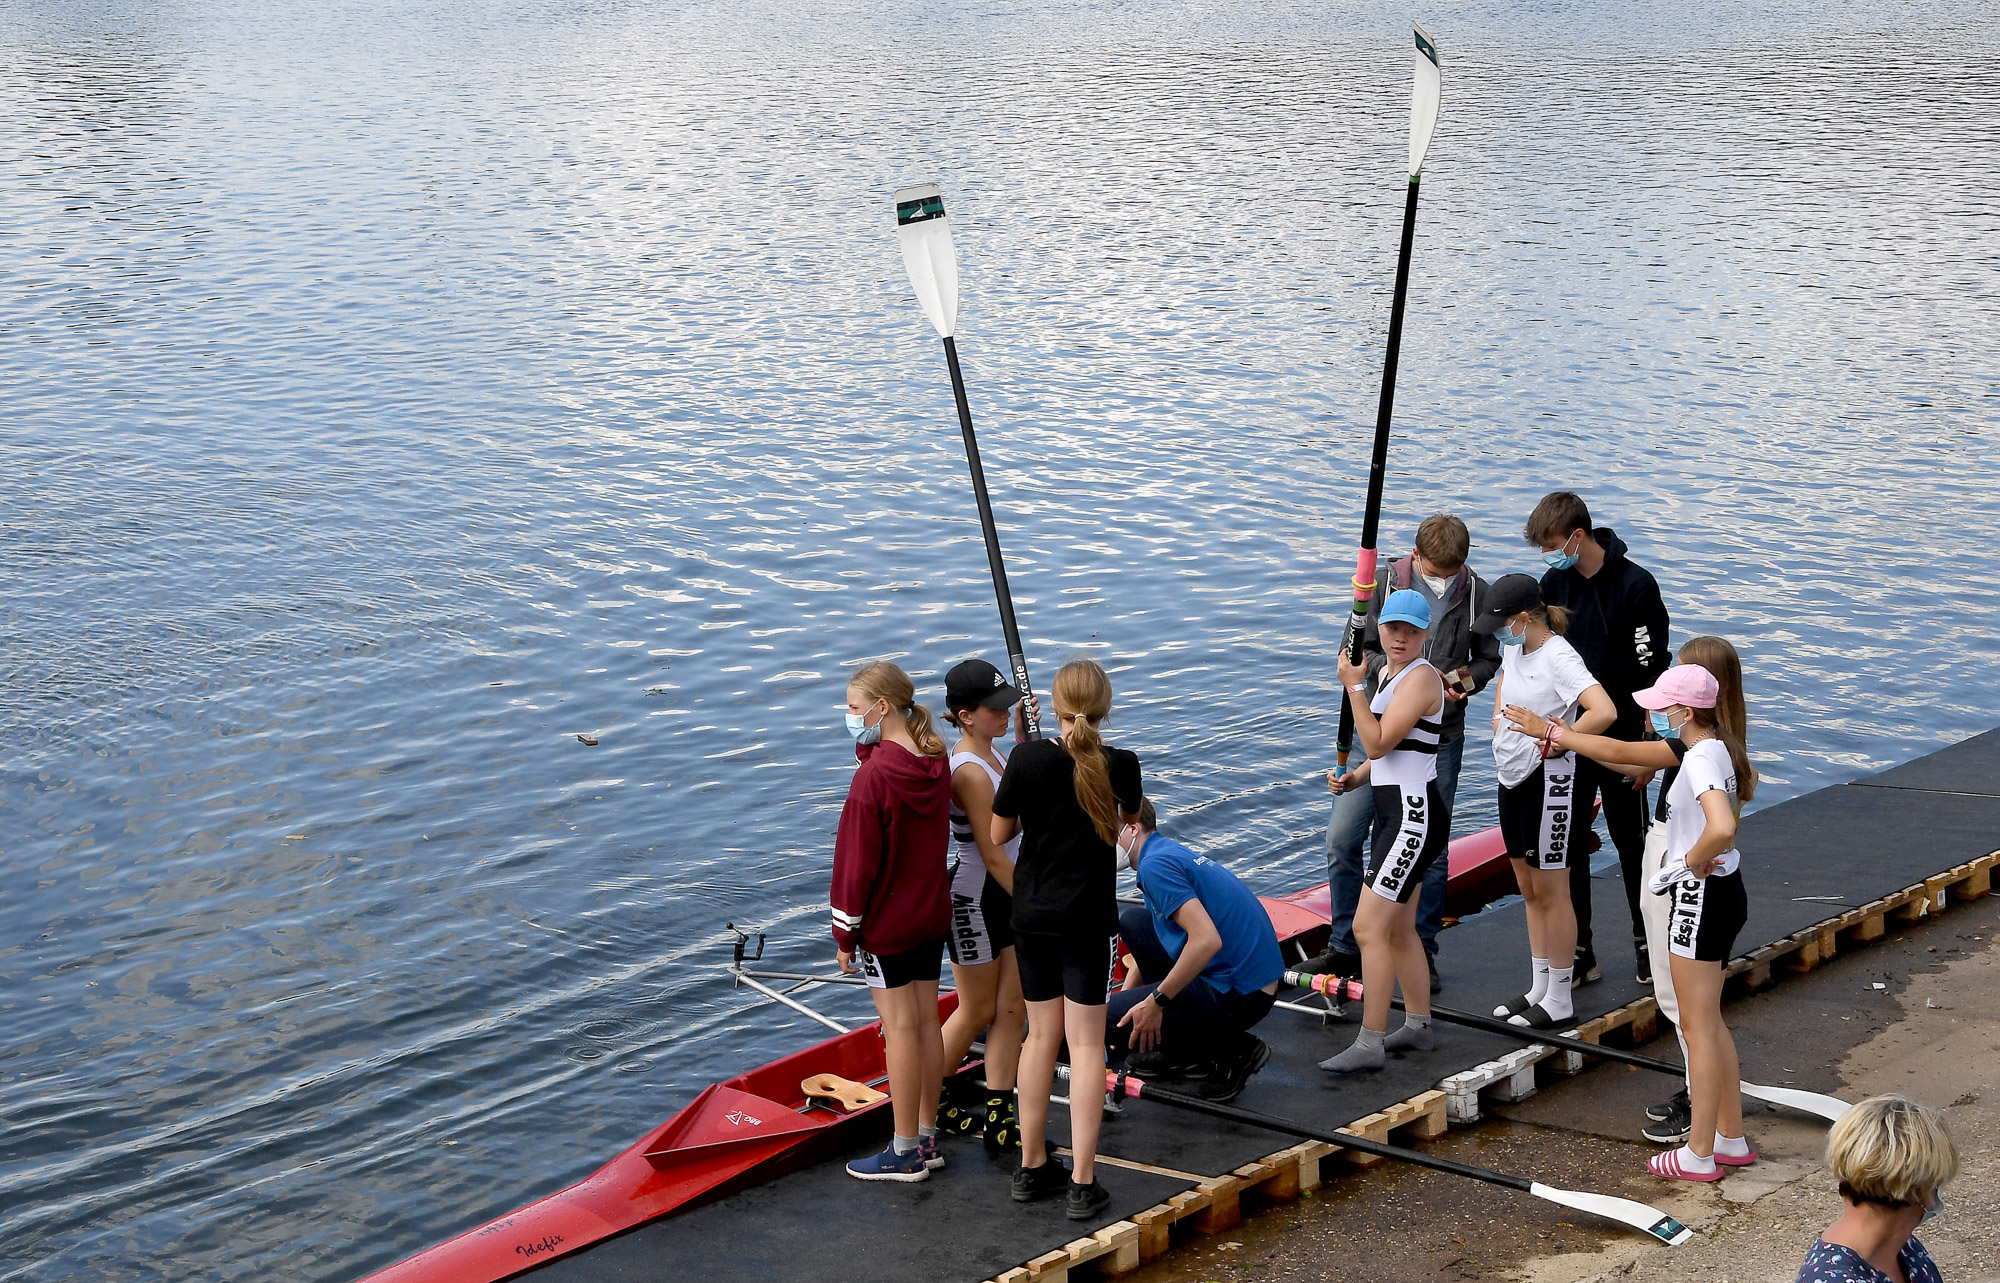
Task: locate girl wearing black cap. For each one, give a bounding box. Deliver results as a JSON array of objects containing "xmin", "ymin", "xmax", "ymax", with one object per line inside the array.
[
  {"xmin": 1475, "ymin": 573, "xmax": 1615, "ymax": 1028},
  {"xmin": 937, "ymin": 658, "xmax": 1033, "ymax": 1152},
  {"xmin": 991, "ymin": 658, "xmax": 1143, "ymax": 1222}
]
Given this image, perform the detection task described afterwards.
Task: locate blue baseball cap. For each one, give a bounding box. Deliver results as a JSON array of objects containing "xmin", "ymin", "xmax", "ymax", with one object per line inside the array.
[{"xmin": 1379, "ymin": 588, "xmax": 1432, "ymax": 629}]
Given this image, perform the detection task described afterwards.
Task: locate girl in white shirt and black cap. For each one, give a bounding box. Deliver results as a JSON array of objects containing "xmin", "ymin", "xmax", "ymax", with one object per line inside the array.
[
  {"xmin": 1505, "ymin": 661, "xmax": 1759, "ymax": 1182},
  {"xmin": 1472, "ymin": 573, "xmax": 1616, "ymax": 1029}
]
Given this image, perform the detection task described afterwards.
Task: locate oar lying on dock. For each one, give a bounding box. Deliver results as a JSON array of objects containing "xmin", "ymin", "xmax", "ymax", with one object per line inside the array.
[
  {"xmin": 1283, "ymin": 971, "xmax": 1854, "ymax": 1124},
  {"xmin": 1056, "ymin": 1065, "xmax": 1692, "ymax": 1246}
]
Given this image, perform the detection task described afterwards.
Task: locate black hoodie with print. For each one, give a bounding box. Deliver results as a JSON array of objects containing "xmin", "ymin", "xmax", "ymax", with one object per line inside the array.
[{"xmin": 1537, "ymin": 527, "xmax": 1671, "ymax": 741}]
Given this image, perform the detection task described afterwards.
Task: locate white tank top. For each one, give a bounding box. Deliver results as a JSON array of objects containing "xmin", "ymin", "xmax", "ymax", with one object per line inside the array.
[
  {"xmin": 949, "ymin": 747, "xmax": 1021, "ymax": 864},
  {"xmin": 1369, "ymin": 659, "xmax": 1443, "ymax": 787}
]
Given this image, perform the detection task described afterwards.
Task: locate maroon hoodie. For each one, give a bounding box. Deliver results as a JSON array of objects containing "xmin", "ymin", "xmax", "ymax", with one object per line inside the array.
[{"xmin": 829, "ymin": 741, "xmax": 951, "ymax": 956}]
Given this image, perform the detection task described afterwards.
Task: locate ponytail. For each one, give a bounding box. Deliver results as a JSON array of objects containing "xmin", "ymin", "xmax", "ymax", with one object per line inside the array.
[
  {"xmin": 1052, "ymin": 659, "xmax": 1121, "ymax": 845},
  {"xmin": 1678, "ymin": 636, "xmax": 1757, "ymax": 802},
  {"xmin": 1540, "ymin": 604, "xmax": 1569, "ymax": 635},
  {"xmin": 904, "ymin": 703, "xmax": 949, "ymax": 758},
  {"xmin": 847, "ymin": 661, "xmax": 948, "ymax": 758}
]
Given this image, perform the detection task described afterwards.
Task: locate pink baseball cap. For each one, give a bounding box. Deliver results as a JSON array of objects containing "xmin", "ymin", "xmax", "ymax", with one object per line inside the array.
[{"xmin": 1633, "ymin": 665, "xmax": 1719, "ymax": 710}]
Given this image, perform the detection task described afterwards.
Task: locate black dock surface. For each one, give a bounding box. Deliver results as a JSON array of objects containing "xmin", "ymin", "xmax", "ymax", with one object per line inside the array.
[{"xmin": 529, "ymin": 731, "xmax": 2000, "ymax": 1282}]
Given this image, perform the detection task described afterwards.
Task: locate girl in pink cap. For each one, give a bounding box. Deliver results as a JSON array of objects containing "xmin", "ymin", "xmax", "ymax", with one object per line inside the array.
[{"xmin": 1505, "ymin": 659, "xmax": 1759, "ymax": 1182}]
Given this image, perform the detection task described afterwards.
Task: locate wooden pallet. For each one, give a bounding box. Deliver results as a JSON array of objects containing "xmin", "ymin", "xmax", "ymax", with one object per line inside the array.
[{"xmin": 983, "ymin": 848, "xmax": 1998, "ymax": 1281}]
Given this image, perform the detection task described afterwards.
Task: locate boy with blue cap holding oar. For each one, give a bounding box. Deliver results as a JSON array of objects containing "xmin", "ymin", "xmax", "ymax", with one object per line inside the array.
[{"xmin": 1319, "ymin": 589, "xmax": 1450, "ymax": 1074}]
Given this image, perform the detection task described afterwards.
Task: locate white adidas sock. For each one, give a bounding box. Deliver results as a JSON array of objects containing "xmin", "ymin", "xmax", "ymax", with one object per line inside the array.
[
  {"xmin": 1674, "ymin": 1145, "xmax": 1716, "ymax": 1173},
  {"xmin": 1540, "ymin": 966, "xmax": 1574, "ymax": 1019},
  {"xmin": 1714, "ymin": 1133, "xmax": 1750, "ymax": 1158},
  {"xmin": 1527, "ymin": 957, "xmax": 1551, "ymax": 1004}
]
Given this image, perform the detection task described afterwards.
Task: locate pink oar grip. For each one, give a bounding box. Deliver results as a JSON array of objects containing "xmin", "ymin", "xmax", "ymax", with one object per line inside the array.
[{"xmin": 1100, "ymin": 1070, "xmax": 1144, "ymax": 1099}]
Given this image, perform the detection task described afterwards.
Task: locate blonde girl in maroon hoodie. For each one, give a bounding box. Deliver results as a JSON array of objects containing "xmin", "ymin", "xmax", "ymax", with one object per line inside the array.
[{"xmin": 830, "ymin": 662, "xmax": 954, "ymax": 1182}]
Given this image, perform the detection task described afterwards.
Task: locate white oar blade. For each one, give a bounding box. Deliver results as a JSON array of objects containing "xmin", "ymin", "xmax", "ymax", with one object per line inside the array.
[
  {"xmin": 1409, "ymin": 23, "xmax": 1442, "ymax": 177},
  {"xmin": 1742, "ymin": 1082, "xmax": 1853, "ymax": 1124},
  {"xmin": 1528, "ymin": 1183, "xmax": 1692, "ymax": 1246},
  {"xmin": 894, "ymin": 183, "xmax": 959, "ymax": 338}
]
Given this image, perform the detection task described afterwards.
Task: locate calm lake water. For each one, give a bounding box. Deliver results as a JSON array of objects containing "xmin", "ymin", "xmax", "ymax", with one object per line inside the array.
[{"xmin": 2, "ymin": 0, "xmax": 1996, "ymax": 1278}]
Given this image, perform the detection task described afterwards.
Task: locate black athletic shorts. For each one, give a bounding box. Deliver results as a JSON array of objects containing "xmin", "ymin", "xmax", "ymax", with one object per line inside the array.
[
  {"xmin": 1014, "ymin": 930, "xmax": 1118, "ymax": 1005},
  {"xmin": 946, "ymin": 856, "xmax": 1014, "ymax": 966},
  {"xmin": 1365, "ymin": 780, "xmax": 1450, "ymax": 904},
  {"xmin": 856, "ymin": 937, "xmax": 945, "ymax": 991},
  {"xmin": 1667, "ymin": 868, "xmax": 1747, "ymax": 962},
  {"xmin": 1497, "ymin": 754, "xmax": 1580, "ymax": 871}
]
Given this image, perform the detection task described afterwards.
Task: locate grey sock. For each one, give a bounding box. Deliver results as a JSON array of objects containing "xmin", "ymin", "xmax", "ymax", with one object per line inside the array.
[
  {"xmin": 917, "ymin": 1123, "xmax": 938, "ymax": 1141},
  {"xmin": 893, "ymin": 1134, "xmax": 921, "ymax": 1155},
  {"xmin": 1384, "ymin": 1012, "xmax": 1434, "ymax": 1052},
  {"xmin": 1319, "ymin": 1025, "xmax": 1387, "ymax": 1074}
]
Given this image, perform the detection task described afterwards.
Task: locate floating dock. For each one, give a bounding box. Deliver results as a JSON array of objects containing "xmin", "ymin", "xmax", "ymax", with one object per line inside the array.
[{"xmin": 384, "ymin": 728, "xmax": 2000, "ymax": 1283}]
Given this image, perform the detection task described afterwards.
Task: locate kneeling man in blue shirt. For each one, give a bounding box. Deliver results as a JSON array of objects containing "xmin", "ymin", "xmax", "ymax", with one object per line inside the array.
[{"xmin": 1110, "ymin": 800, "xmax": 1283, "ymax": 1102}]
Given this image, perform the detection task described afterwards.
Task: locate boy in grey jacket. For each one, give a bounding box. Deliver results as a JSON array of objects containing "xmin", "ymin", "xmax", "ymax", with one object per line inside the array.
[{"xmin": 1301, "ymin": 514, "xmax": 1502, "ymax": 990}]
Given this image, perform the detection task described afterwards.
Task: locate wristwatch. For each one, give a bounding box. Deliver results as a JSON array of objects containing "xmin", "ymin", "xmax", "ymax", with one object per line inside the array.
[{"xmin": 1150, "ymin": 989, "xmax": 1175, "ymax": 1009}]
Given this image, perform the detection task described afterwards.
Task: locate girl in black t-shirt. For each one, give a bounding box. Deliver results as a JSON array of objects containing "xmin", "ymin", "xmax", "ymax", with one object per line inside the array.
[{"xmin": 991, "ymin": 659, "xmax": 1143, "ymax": 1223}]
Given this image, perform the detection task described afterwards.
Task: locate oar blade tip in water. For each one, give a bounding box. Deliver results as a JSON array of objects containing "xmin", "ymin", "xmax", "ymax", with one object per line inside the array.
[
  {"xmin": 893, "ymin": 182, "xmax": 958, "ymax": 337},
  {"xmin": 1528, "ymin": 1184, "xmax": 1693, "ymax": 1247}
]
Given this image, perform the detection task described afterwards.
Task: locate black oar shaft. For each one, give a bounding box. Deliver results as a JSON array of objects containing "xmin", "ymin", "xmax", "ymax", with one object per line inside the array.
[
  {"xmin": 1110, "ymin": 1072, "xmax": 1530, "ymax": 1193},
  {"xmin": 1336, "ymin": 174, "xmax": 1426, "ymax": 771},
  {"xmin": 1358, "ymin": 176, "xmax": 1423, "ymax": 566},
  {"xmin": 941, "ymin": 335, "xmax": 1041, "ymax": 739}
]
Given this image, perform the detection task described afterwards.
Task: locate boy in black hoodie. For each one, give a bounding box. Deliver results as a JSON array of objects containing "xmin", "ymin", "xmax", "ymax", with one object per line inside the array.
[{"xmin": 1525, "ymin": 492, "xmax": 1671, "ymax": 984}]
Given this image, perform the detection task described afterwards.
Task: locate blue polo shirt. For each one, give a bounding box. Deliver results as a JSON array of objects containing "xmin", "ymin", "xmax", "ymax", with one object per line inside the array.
[{"xmin": 1135, "ymin": 834, "xmax": 1284, "ymax": 995}]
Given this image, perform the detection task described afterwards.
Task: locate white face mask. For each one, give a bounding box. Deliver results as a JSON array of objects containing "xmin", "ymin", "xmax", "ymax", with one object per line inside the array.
[{"xmin": 1419, "ymin": 572, "xmax": 1454, "ymax": 597}]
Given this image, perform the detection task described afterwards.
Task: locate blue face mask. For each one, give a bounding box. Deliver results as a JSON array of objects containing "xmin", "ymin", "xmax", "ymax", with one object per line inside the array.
[
  {"xmin": 845, "ymin": 707, "xmax": 883, "ymax": 746},
  {"xmin": 1650, "ymin": 710, "xmax": 1680, "ymax": 739},
  {"xmin": 1499, "ymin": 624, "xmax": 1527, "ymax": 648},
  {"xmin": 1543, "ymin": 532, "xmax": 1581, "ymax": 571}
]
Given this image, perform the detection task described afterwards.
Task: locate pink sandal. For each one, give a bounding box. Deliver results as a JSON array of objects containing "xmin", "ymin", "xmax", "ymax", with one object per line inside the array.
[
  {"xmin": 1649, "ymin": 1148, "xmax": 1724, "ymax": 1182},
  {"xmin": 1714, "ymin": 1141, "xmax": 1759, "ymax": 1167}
]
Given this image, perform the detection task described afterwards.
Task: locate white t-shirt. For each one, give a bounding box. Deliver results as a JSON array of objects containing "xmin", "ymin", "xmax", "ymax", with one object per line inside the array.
[
  {"xmin": 1662, "ymin": 737, "xmax": 1741, "ymax": 877},
  {"xmin": 1492, "ymin": 634, "xmax": 1598, "ymax": 788}
]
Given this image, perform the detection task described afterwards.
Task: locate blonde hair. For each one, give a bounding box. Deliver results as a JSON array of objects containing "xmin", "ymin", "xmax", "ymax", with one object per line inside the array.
[
  {"xmin": 1677, "ymin": 635, "xmax": 1757, "ymax": 802},
  {"xmin": 1826, "ymin": 1095, "xmax": 1959, "ymax": 1209},
  {"xmin": 848, "ymin": 662, "xmax": 947, "ymax": 758},
  {"xmin": 1523, "ymin": 603, "xmax": 1570, "ymax": 635},
  {"xmin": 1052, "ymin": 659, "xmax": 1120, "ymax": 845}
]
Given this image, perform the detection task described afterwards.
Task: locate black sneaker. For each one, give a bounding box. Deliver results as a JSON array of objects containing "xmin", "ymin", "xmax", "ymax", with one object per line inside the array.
[
  {"xmin": 1294, "ymin": 946, "xmax": 1362, "ymax": 980},
  {"xmin": 1064, "ymin": 1178, "xmax": 1112, "ymax": 1221},
  {"xmin": 1642, "ymin": 1097, "xmax": 1692, "ymax": 1145},
  {"xmin": 1634, "ymin": 937, "xmax": 1653, "ymax": 985},
  {"xmin": 1011, "ymin": 1156, "xmax": 1070, "ymax": 1203},
  {"xmin": 1574, "ymin": 949, "xmax": 1604, "ymax": 986},
  {"xmin": 1426, "ymin": 951, "xmax": 1442, "ymax": 994},
  {"xmin": 1193, "ymin": 1037, "xmax": 1271, "ymax": 1103},
  {"xmin": 1124, "ymin": 1048, "xmax": 1178, "ymax": 1077},
  {"xmin": 1646, "ymin": 1088, "xmax": 1690, "ymax": 1123}
]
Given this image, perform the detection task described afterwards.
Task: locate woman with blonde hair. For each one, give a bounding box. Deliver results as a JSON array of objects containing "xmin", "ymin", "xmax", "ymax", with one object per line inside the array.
[
  {"xmin": 829, "ymin": 662, "xmax": 953, "ymax": 1182},
  {"xmin": 1798, "ymin": 1095, "xmax": 1957, "ymax": 1282},
  {"xmin": 991, "ymin": 658, "xmax": 1143, "ymax": 1222},
  {"xmin": 1506, "ymin": 656, "xmax": 1758, "ymax": 1181}
]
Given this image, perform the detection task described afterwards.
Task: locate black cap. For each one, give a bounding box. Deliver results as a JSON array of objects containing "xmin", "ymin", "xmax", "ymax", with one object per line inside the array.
[
  {"xmin": 945, "ymin": 659, "xmax": 1023, "ymax": 714},
  {"xmin": 1469, "ymin": 573, "xmax": 1545, "ymax": 634}
]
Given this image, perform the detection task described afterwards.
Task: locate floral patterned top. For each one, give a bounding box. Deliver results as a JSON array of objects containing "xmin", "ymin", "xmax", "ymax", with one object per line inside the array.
[{"xmin": 1795, "ymin": 1235, "xmax": 1941, "ymax": 1283}]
